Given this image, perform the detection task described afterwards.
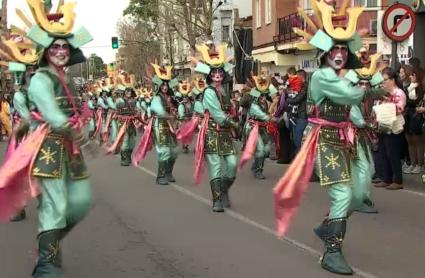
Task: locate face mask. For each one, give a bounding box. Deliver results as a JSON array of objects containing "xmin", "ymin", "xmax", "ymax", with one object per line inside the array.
[
  {"xmin": 326, "ymin": 44, "xmax": 348, "ymax": 70},
  {"xmin": 47, "ymin": 39, "xmax": 71, "ymax": 68}
]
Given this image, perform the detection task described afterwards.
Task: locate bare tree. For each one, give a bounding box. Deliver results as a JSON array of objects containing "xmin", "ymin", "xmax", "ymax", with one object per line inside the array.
[{"xmin": 117, "ymin": 17, "xmax": 161, "ymax": 83}]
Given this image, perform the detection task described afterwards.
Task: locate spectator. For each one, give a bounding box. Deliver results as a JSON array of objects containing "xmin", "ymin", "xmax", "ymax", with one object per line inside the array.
[
  {"xmin": 375, "ymin": 67, "xmax": 407, "ymax": 190},
  {"xmin": 399, "ymin": 65, "xmax": 413, "ymax": 171},
  {"xmin": 286, "ymin": 69, "xmax": 308, "ymax": 154},
  {"xmin": 404, "ymin": 68, "xmax": 425, "ymax": 174},
  {"xmin": 274, "ymin": 82, "xmax": 293, "ymax": 164},
  {"xmin": 399, "ymin": 64, "xmax": 413, "ymax": 91}
]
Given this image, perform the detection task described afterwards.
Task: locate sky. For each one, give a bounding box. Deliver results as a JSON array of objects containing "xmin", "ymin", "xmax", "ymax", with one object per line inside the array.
[{"xmin": 7, "ymin": 0, "xmax": 130, "ymax": 63}]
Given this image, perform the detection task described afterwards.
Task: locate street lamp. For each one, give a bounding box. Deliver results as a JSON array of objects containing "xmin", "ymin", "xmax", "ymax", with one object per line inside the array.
[{"xmin": 213, "ymin": 1, "xmax": 223, "ymax": 14}]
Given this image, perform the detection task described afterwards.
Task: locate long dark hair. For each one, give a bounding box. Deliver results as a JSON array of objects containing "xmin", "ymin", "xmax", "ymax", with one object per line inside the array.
[
  {"xmin": 382, "ymin": 67, "xmax": 403, "ymax": 90},
  {"xmin": 412, "ymin": 68, "xmax": 424, "ymax": 92}
]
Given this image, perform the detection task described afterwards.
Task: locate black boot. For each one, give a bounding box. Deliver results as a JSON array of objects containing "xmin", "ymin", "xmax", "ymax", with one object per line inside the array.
[
  {"xmin": 320, "ymin": 218, "xmax": 353, "ymax": 275},
  {"xmin": 313, "ymin": 219, "xmax": 328, "ymax": 243},
  {"xmin": 121, "ymin": 150, "xmax": 131, "ymax": 166},
  {"xmin": 88, "ymin": 131, "xmax": 94, "ymax": 140},
  {"xmin": 182, "ymin": 145, "xmax": 189, "ymax": 154},
  {"xmin": 221, "ymin": 177, "xmax": 235, "ymax": 208},
  {"xmin": 210, "ymin": 178, "xmax": 224, "ymax": 212},
  {"xmin": 354, "ymin": 198, "xmax": 378, "ymax": 214},
  {"xmin": 32, "ymin": 230, "xmax": 62, "ymax": 278},
  {"xmin": 10, "ymin": 209, "xmax": 26, "ymax": 222},
  {"xmin": 166, "ymin": 159, "xmax": 176, "ymax": 182},
  {"xmin": 156, "ymin": 161, "xmax": 169, "ymax": 185},
  {"xmin": 252, "ymin": 158, "xmax": 266, "ymax": 179}
]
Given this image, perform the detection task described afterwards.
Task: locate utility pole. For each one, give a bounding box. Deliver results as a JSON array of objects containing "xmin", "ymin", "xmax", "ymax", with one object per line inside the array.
[{"xmin": 0, "ymin": 0, "xmax": 9, "ymax": 94}]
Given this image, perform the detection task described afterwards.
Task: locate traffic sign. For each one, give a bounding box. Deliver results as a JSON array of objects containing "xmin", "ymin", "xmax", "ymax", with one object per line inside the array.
[{"xmin": 382, "ymin": 3, "xmax": 416, "ymax": 42}]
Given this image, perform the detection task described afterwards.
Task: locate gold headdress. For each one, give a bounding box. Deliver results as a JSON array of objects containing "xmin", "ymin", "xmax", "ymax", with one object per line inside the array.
[{"xmin": 151, "ymin": 63, "xmax": 173, "ymax": 81}]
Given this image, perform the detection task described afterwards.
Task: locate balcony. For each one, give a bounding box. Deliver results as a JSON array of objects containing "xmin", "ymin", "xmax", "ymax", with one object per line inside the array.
[{"xmin": 273, "ymin": 11, "xmax": 308, "ymax": 47}]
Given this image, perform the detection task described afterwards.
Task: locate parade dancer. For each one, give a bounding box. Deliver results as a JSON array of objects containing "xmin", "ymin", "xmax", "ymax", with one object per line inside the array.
[
  {"xmin": 238, "ymin": 71, "xmax": 278, "ymax": 180},
  {"xmin": 87, "ymin": 90, "xmax": 97, "ymax": 139},
  {"xmin": 273, "ymin": 0, "xmax": 370, "ymax": 274},
  {"xmin": 347, "ymin": 49, "xmax": 385, "ymax": 214},
  {"xmin": 106, "ymin": 88, "xmax": 119, "ymax": 146},
  {"xmin": 0, "ymin": 1, "xmax": 96, "ymax": 276},
  {"xmin": 0, "ymin": 35, "xmax": 38, "ymax": 221},
  {"xmin": 193, "ymin": 43, "xmax": 238, "ymax": 212},
  {"xmin": 192, "ymin": 77, "xmax": 207, "ymax": 116},
  {"xmin": 176, "ymin": 80, "xmax": 193, "ymax": 153},
  {"xmin": 133, "ymin": 64, "xmax": 179, "ymax": 185},
  {"xmin": 108, "ymin": 77, "xmax": 140, "ymax": 166},
  {"xmin": 96, "ymin": 90, "xmax": 109, "ymax": 145}
]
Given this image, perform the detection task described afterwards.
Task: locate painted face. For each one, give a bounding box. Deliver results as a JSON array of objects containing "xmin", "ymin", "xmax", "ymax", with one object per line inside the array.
[
  {"xmin": 358, "ymin": 80, "xmax": 371, "ymax": 90},
  {"xmin": 211, "ymin": 68, "xmax": 225, "ymax": 83},
  {"xmin": 326, "ymin": 44, "xmax": 348, "ymax": 70},
  {"xmin": 125, "ymin": 90, "xmax": 132, "ymax": 98},
  {"xmin": 160, "ymin": 83, "xmax": 168, "ymax": 94},
  {"xmin": 46, "ymin": 39, "xmax": 70, "ymax": 67}
]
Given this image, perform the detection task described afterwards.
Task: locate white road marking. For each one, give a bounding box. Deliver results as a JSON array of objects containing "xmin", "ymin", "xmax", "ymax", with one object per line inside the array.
[
  {"xmin": 136, "ymin": 165, "xmax": 380, "ymax": 278},
  {"xmin": 266, "ymin": 162, "xmax": 425, "ymax": 198}
]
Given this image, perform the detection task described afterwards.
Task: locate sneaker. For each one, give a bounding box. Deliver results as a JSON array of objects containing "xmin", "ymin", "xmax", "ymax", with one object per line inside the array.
[
  {"xmin": 402, "ymin": 162, "xmax": 410, "ymax": 171},
  {"xmin": 403, "ymin": 165, "xmax": 414, "ymax": 174},
  {"xmin": 411, "ymin": 165, "xmax": 422, "ymax": 174}
]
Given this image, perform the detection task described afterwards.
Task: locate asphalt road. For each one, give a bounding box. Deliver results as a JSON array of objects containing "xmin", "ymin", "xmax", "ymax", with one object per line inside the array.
[{"xmin": 1, "ymin": 140, "xmax": 425, "ymax": 278}]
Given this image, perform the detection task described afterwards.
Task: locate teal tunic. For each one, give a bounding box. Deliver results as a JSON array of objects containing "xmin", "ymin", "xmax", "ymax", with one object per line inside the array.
[
  {"xmin": 307, "ymin": 67, "xmax": 364, "ymax": 219},
  {"xmin": 97, "ymin": 97, "xmax": 108, "ymax": 134},
  {"xmin": 28, "ymin": 67, "xmax": 92, "ymax": 233},
  {"xmin": 202, "ymin": 86, "xmax": 237, "ymax": 181},
  {"xmin": 116, "ymin": 97, "xmax": 137, "ymax": 151},
  {"xmin": 150, "ymin": 94, "xmax": 178, "ymax": 162}
]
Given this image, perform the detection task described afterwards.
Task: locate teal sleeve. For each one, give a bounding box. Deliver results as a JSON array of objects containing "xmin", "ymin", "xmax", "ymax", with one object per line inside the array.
[
  {"xmin": 13, "ymin": 91, "xmax": 31, "ymax": 121},
  {"xmin": 249, "ymin": 102, "xmax": 270, "ymax": 121},
  {"xmin": 349, "ymin": 105, "xmax": 366, "ymax": 127},
  {"xmin": 28, "ymin": 72, "xmax": 68, "ymax": 129},
  {"xmin": 151, "ymin": 95, "xmax": 168, "ymax": 118},
  {"xmin": 107, "ymin": 97, "xmax": 117, "ymax": 110},
  {"xmin": 178, "ymin": 103, "xmax": 185, "ymax": 118},
  {"xmin": 365, "ymin": 87, "xmax": 386, "ymax": 100},
  {"xmin": 98, "ymin": 98, "xmax": 108, "ymax": 109},
  {"xmin": 88, "ymin": 100, "xmax": 95, "ymax": 109},
  {"xmin": 194, "ymin": 101, "xmax": 204, "ymax": 114},
  {"xmin": 147, "ymin": 106, "xmax": 152, "ymax": 118},
  {"xmin": 136, "ymin": 101, "xmax": 141, "ymax": 111},
  {"xmin": 310, "ymin": 68, "xmax": 364, "ymax": 105},
  {"xmin": 202, "ymin": 88, "xmax": 227, "ymax": 125}
]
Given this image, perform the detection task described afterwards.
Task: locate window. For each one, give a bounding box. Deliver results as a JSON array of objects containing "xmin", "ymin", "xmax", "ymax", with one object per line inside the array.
[
  {"xmin": 353, "ymin": 0, "xmax": 379, "ymax": 9},
  {"xmin": 256, "ymin": 0, "xmax": 261, "ymax": 28},
  {"xmin": 265, "ymin": 0, "xmax": 272, "ymax": 24},
  {"xmin": 222, "ymin": 25, "xmax": 230, "ymax": 42}
]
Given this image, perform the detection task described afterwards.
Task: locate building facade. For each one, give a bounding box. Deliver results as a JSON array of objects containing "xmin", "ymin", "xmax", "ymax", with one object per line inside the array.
[{"xmin": 252, "ymin": 0, "xmax": 388, "ymax": 73}]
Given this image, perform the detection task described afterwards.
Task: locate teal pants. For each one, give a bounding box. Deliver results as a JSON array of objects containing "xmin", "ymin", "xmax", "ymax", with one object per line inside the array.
[
  {"xmin": 109, "ymin": 120, "xmax": 118, "ymax": 143},
  {"xmin": 254, "ymin": 135, "xmax": 271, "ymax": 158},
  {"xmin": 155, "ymin": 144, "xmax": 178, "ymax": 162},
  {"xmin": 350, "ymin": 143, "xmax": 374, "ymax": 210},
  {"xmin": 88, "ymin": 118, "xmax": 95, "ymax": 132},
  {"xmin": 121, "ymin": 132, "xmax": 136, "ymax": 151},
  {"xmin": 37, "ymin": 168, "xmax": 92, "ymax": 234},
  {"xmin": 321, "ymin": 147, "xmax": 370, "ymax": 219},
  {"xmin": 206, "ymin": 154, "xmax": 237, "ymax": 181}
]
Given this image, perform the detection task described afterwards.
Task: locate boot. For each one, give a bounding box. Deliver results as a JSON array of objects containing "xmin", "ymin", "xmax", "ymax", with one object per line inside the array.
[
  {"xmin": 320, "ymin": 218, "xmax": 353, "ymax": 275},
  {"xmin": 221, "ymin": 177, "xmax": 235, "ymax": 208},
  {"xmin": 120, "ymin": 151, "xmax": 130, "ymax": 166},
  {"xmin": 156, "ymin": 161, "xmax": 169, "ymax": 185},
  {"xmin": 182, "ymin": 145, "xmax": 189, "ymax": 154},
  {"xmin": 88, "ymin": 131, "xmax": 95, "ymax": 140},
  {"xmin": 210, "ymin": 178, "xmax": 224, "ymax": 212},
  {"xmin": 313, "ymin": 219, "xmax": 328, "ymax": 243},
  {"xmin": 251, "ymin": 157, "xmax": 266, "ymax": 180},
  {"xmin": 166, "ymin": 159, "xmax": 176, "ymax": 182},
  {"xmin": 354, "ymin": 198, "xmax": 378, "ymax": 214},
  {"xmin": 10, "ymin": 209, "xmax": 26, "ymax": 222},
  {"xmin": 32, "ymin": 230, "xmax": 62, "ymax": 278}
]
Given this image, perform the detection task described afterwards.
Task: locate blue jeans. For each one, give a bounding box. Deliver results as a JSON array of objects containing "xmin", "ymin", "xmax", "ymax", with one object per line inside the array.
[{"xmin": 290, "ymin": 118, "xmax": 308, "ymax": 153}]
